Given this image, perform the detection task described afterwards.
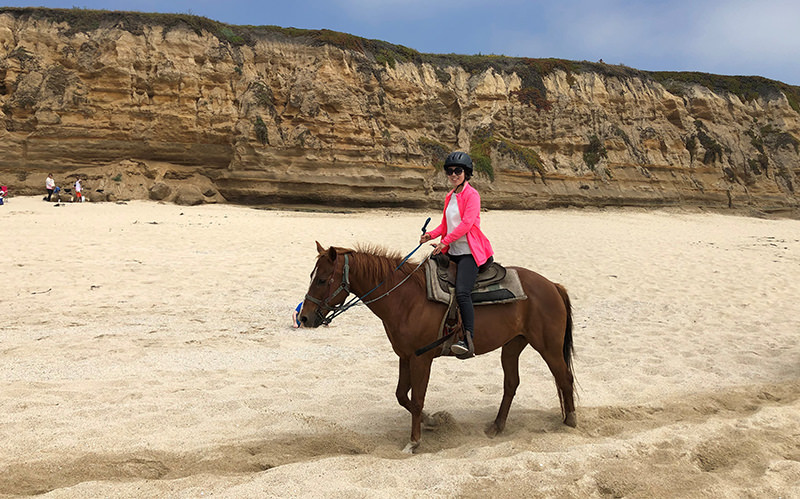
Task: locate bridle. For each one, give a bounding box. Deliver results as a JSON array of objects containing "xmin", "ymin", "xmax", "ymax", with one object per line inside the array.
[{"xmin": 304, "ymin": 253, "xmax": 352, "ymax": 326}]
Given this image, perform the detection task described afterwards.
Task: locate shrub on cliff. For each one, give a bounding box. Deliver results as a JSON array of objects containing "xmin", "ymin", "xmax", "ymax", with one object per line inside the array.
[
  {"xmin": 583, "ymin": 135, "xmax": 608, "ymax": 170},
  {"xmin": 469, "ymin": 126, "xmax": 546, "ymax": 181}
]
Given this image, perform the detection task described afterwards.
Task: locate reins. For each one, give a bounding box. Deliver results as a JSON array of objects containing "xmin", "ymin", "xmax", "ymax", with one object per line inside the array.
[
  {"xmin": 320, "ymin": 245, "xmax": 428, "ymax": 325},
  {"xmin": 361, "ymin": 256, "xmax": 430, "ymax": 305},
  {"xmin": 313, "ymin": 218, "xmax": 431, "ymax": 326}
]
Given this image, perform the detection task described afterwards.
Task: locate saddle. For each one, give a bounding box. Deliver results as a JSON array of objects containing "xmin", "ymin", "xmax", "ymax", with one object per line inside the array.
[
  {"xmin": 424, "ymin": 254, "xmax": 527, "ymax": 306},
  {"xmin": 420, "ymin": 255, "xmax": 527, "ymax": 359}
]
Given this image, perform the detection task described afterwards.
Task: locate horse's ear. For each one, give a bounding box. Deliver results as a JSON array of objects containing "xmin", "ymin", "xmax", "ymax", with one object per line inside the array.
[
  {"xmin": 315, "ymin": 241, "xmax": 325, "ymax": 254},
  {"xmin": 327, "ymin": 246, "xmax": 338, "ymax": 261}
]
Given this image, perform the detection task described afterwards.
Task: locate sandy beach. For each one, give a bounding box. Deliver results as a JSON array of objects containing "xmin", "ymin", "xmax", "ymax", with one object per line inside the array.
[{"xmin": 1, "ymin": 196, "xmax": 799, "ymax": 498}]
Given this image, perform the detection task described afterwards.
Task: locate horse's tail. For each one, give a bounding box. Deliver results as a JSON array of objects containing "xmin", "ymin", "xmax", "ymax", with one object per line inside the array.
[{"xmin": 555, "ymin": 283, "xmax": 574, "ymax": 374}]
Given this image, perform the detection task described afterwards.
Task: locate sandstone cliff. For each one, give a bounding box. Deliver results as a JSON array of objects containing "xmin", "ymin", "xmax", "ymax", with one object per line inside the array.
[{"xmin": 1, "ymin": 8, "xmax": 799, "ymax": 213}]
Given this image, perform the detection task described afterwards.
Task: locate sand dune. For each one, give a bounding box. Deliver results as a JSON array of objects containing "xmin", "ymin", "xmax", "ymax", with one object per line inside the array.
[{"xmin": 1, "ymin": 197, "xmax": 798, "ymax": 498}]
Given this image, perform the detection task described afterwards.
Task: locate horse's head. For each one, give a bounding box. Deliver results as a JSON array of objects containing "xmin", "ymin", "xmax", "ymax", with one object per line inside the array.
[{"xmin": 299, "ymin": 241, "xmax": 353, "ymax": 328}]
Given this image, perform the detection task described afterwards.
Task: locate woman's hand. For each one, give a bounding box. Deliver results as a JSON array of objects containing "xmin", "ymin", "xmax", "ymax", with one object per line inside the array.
[
  {"xmin": 419, "ymin": 232, "xmax": 432, "ymax": 244},
  {"xmin": 431, "ymin": 242, "xmax": 446, "ymax": 255}
]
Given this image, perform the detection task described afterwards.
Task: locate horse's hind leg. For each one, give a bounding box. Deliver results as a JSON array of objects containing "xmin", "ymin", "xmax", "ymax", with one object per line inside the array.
[
  {"xmin": 486, "ymin": 335, "xmax": 528, "ymax": 437},
  {"xmin": 541, "ymin": 349, "xmax": 576, "ymax": 427}
]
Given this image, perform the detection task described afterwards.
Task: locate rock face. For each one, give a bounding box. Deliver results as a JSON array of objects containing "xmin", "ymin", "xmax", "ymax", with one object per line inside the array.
[{"xmin": 1, "ymin": 8, "xmax": 799, "ymax": 213}]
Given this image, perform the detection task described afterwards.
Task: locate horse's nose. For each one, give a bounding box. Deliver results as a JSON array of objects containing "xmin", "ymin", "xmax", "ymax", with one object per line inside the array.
[{"xmin": 300, "ymin": 315, "xmax": 308, "ymax": 326}]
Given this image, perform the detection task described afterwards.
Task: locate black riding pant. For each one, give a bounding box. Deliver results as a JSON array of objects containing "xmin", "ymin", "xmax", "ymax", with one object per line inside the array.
[{"xmin": 449, "ymin": 253, "xmax": 478, "ymax": 335}]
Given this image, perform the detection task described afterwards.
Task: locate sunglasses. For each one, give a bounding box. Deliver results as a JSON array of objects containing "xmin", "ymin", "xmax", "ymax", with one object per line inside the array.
[{"xmin": 445, "ymin": 166, "xmax": 464, "ymax": 176}]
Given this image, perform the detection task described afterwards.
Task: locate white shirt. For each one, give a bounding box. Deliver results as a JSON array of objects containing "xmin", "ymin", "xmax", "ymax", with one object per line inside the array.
[
  {"xmin": 75, "ymin": 180, "xmax": 81, "ymax": 193},
  {"xmin": 46, "ymin": 177, "xmax": 55, "ymax": 190},
  {"xmin": 445, "ymin": 193, "xmax": 471, "ymax": 255}
]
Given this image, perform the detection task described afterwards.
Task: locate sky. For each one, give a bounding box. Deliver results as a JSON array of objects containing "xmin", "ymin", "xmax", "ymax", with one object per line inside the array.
[{"xmin": 3, "ymin": 0, "xmax": 800, "ymax": 85}]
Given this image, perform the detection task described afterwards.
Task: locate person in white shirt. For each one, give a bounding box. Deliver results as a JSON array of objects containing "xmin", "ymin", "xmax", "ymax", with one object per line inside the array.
[
  {"xmin": 75, "ymin": 178, "xmax": 82, "ymax": 202},
  {"xmin": 45, "ymin": 174, "xmax": 55, "ymax": 201}
]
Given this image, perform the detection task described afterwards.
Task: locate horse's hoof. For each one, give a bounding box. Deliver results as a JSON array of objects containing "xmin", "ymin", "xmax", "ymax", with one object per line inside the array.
[
  {"xmin": 484, "ymin": 422, "xmax": 503, "ymax": 438},
  {"xmin": 402, "ymin": 441, "xmax": 420, "ymax": 454},
  {"xmin": 564, "ymin": 412, "xmax": 577, "ymax": 428},
  {"xmin": 422, "ymin": 411, "xmax": 453, "ymax": 431},
  {"xmin": 421, "ymin": 412, "xmax": 437, "ymax": 430}
]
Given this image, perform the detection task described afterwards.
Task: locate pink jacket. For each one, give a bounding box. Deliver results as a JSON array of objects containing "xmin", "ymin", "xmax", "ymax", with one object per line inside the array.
[{"xmin": 427, "ymin": 182, "xmax": 494, "ymax": 266}]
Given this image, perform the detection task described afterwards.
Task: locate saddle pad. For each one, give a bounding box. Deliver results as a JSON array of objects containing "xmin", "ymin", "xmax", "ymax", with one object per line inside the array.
[{"xmin": 424, "ymin": 259, "xmax": 527, "ymax": 305}]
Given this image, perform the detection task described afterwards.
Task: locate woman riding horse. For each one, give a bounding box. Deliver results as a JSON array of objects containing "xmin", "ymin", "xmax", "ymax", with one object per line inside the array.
[{"xmin": 420, "ymin": 151, "xmax": 493, "ymax": 357}]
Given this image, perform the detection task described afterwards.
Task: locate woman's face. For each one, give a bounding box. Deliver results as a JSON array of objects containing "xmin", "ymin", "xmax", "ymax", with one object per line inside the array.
[{"xmin": 445, "ymin": 166, "xmax": 465, "ymax": 187}]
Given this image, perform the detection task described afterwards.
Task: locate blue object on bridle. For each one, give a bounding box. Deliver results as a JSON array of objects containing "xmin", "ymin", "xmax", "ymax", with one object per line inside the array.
[{"xmin": 306, "ymin": 217, "xmax": 431, "ymax": 325}]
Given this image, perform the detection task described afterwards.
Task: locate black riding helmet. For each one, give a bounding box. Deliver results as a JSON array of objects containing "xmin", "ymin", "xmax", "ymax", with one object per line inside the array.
[{"xmin": 444, "ymin": 151, "xmax": 473, "ymax": 180}]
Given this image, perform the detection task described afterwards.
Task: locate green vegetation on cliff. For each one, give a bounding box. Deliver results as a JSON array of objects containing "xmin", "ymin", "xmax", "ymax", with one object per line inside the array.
[
  {"xmin": 470, "ymin": 126, "xmax": 546, "ymax": 181},
  {"xmin": 418, "ymin": 129, "xmax": 546, "ymax": 182},
  {"xmin": 583, "ymin": 135, "xmax": 608, "ymax": 170},
  {"xmin": 0, "ymin": 6, "xmax": 234, "ymax": 40},
  {"xmin": 651, "ymin": 72, "xmax": 800, "ymax": 114}
]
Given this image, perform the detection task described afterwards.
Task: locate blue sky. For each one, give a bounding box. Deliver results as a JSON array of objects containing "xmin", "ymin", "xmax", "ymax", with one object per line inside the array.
[{"xmin": 4, "ymin": 0, "xmax": 800, "ymax": 85}]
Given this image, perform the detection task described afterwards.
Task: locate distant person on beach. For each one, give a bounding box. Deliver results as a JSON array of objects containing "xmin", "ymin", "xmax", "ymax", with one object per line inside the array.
[
  {"xmin": 74, "ymin": 178, "xmax": 82, "ymax": 202},
  {"xmin": 419, "ymin": 151, "xmax": 494, "ymax": 357},
  {"xmin": 45, "ymin": 174, "xmax": 55, "ymax": 202}
]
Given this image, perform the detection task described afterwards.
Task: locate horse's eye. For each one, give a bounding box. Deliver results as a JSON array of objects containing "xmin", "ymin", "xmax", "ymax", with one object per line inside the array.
[{"xmin": 317, "ymin": 278, "xmax": 327, "ymax": 285}]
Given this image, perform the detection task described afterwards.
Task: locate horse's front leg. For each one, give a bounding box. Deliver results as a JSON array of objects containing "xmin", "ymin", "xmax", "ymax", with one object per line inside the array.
[
  {"xmin": 396, "ymin": 357, "xmax": 412, "ymax": 412},
  {"xmin": 402, "ymin": 355, "xmax": 433, "ymax": 454}
]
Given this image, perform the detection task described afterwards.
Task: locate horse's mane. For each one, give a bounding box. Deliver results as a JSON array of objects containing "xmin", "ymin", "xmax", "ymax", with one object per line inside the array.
[{"xmin": 351, "ymin": 243, "xmax": 426, "ymax": 288}]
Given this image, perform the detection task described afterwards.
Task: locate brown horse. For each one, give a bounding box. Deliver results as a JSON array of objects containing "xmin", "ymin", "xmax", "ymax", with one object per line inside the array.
[{"xmin": 300, "ymin": 242, "xmax": 575, "ymax": 453}]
